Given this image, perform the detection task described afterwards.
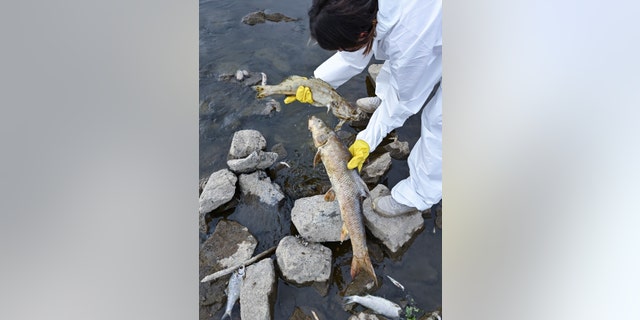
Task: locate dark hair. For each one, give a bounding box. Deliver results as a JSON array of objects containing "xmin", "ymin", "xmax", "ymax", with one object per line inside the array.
[{"xmin": 309, "ymin": 0, "xmax": 378, "ymax": 55}]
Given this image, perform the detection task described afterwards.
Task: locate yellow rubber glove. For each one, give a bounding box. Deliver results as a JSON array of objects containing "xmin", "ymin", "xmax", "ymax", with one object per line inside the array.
[
  {"xmin": 347, "ymin": 139, "xmax": 370, "ymax": 172},
  {"xmin": 284, "ymin": 86, "xmax": 314, "ymax": 104}
]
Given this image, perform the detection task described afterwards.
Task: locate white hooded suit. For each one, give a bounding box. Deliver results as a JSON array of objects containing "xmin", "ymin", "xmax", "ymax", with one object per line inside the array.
[{"xmin": 314, "ymin": 0, "xmax": 442, "ymax": 210}]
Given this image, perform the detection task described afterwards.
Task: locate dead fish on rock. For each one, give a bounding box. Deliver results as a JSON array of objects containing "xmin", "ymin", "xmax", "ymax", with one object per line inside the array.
[
  {"xmin": 255, "ymin": 76, "xmax": 364, "ymax": 130},
  {"xmin": 241, "ymin": 10, "xmax": 300, "ymax": 25},
  {"xmin": 308, "ymin": 116, "xmax": 376, "ymax": 285},
  {"xmin": 221, "ymin": 265, "xmax": 245, "ymax": 320},
  {"xmin": 343, "ymin": 294, "xmax": 402, "ymax": 319}
]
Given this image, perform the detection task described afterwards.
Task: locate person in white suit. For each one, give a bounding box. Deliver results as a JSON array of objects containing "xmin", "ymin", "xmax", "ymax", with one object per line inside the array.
[{"xmin": 288, "ymin": 0, "xmax": 442, "ymax": 216}]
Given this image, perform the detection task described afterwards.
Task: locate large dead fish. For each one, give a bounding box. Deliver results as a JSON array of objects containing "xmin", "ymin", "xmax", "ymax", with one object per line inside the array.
[
  {"xmin": 253, "ymin": 76, "xmax": 364, "ymax": 130},
  {"xmin": 308, "ymin": 115, "xmax": 376, "ymax": 284}
]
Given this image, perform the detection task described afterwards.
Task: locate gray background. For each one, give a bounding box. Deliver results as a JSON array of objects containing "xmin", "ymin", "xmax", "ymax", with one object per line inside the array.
[{"xmin": 2, "ymin": 0, "xmax": 639, "ymax": 319}]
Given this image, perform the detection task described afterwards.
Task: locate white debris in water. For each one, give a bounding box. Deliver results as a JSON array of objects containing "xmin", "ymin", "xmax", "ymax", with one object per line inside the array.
[
  {"xmin": 242, "ymin": 69, "xmax": 249, "ymax": 76},
  {"xmin": 235, "ymin": 70, "xmax": 244, "ymax": 81},
  {"xmin": 279, "ymin": 161, "xmax": 290, "ymax": 168},
  {"xmin": 386, "ymin": 275, "xmax": 405, "ymax": 291},
  {"xmin": 261, "ymin": 72, "xmax": 267, "ymax": 85}
]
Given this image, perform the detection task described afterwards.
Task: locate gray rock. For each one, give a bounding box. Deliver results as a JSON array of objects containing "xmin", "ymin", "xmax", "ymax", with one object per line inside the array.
[
  {"xmin": 238, "ymin": 171, "xmax": 285, "ymax": 206},
  {"xmin": 362, "ymin": 185, "xmax": 424, "ymax": 255},
  {"xmin": 270, "ymin": 143, "xmax": 288, "ymax": 161},
  {"xmin": 276, "ymin": 236, "xmax": 332, "ymax": 285},
  {"xmin": 261, "ymin": 98, "xmax": 282, "ymax": 115},
  {"xmin": 199, "ymin": 169, "xmax": 237, "ymax": 233},
  {"xmin": 227, "ymin": 150, "xmax": 279, "ymax": 173},
  {"xmin": 240, "ymin": 258, "xmax": 277, "ymax": 320},
  {"xmin": 229, "ymin": 130, "xmax": 267, "ymax": 159},
  {"xmin": 199, "ymin": 220, "xmax": 257, "ymax": 313},
  {"xmin": 361, "ymin": 152, "xmax": 392, "ymax": 185},
  {"xmin": 383, "ymin": 139, "xmax": 410, "ymax": 160},
  {"xmin": 368, "ymin": 64, "xmax": 383, "ymax": 82},
  {"xmin": 200, "ymin": 220, "xmax": 257, "ymax": 270},
  {"xmin": 291, "ymin": 195, "xmax": 347, "ymax": 242}
]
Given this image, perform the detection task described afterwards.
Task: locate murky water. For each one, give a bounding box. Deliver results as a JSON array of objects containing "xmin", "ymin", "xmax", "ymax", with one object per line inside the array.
[{"xmin": 200, "ymin": 0, "xmax": 441, "ymax": 318}]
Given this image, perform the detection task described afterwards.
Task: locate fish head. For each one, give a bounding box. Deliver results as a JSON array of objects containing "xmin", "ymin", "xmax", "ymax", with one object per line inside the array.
[
  {"xmin": 237, "ymin": 265, "xmax": 245, "ymax": 277},
  {"xmin": 308, "ymin": 116, "xmax": 332, "ymax": 147}
]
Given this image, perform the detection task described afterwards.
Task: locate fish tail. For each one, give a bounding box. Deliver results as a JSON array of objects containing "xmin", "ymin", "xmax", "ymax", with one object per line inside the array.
[
  {"xmin": 252, "ymin": 85, "xmax": 265, "ymax": 99},
  {"xmin": 351, "ymin": 252, "xmax": 377, "ymax": 285},
  {"xmin": 220, "ymin": 311, "xmax": 231, "ymax": 320},
  {"xmin": 343, "ymin": 295, "xmax": 357, "ymax": 305}
]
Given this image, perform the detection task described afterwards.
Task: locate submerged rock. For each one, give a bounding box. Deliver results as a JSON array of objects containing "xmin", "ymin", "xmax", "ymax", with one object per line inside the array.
[
  {"xmin": 242, "ymin": 10, "xmax": 300, "ymax": 25},
  {"xmin": 238, "ymin": 170, "xmax": 285, "ymax": 206},
  {"xmin": 276, "ymin": 236, "xmax": 332, "ymax": 287},
  {"xmin": 240, "ymin": 258, "xmax": 277, "ymax": 320},
  {"xmin": 229, "ymin": 129, "xmax": 267, "ymax": 159},
  {"xmin": 291, "ymin": 195, "xmax": 346, "ymax": 242},
  {"xmin": 199, "ymin": 169, "xmax": 237, "ymax": 233},
  {"xmin": 362, "ymin": 185, "xmax": 424, "ymax": 256}
]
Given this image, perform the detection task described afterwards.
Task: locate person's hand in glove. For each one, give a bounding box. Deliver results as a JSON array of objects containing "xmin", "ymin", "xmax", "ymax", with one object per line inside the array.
[
  {"xmin": 347, "ymin": 139, "xmax": 370, "ymax": 172},
  {"xmin": 284, "ymin": 85, "xmax": 314, "ymax": 104}
]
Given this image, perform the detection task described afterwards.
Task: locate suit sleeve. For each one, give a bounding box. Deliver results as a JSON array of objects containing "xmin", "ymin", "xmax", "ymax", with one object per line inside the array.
[
  {"xmin": 313, "ymin": 48, "xmax": 373, "ymax": 89},
  {"xmin": 356, "ymin": 27, "xmax": 442, "ymax": 150}
]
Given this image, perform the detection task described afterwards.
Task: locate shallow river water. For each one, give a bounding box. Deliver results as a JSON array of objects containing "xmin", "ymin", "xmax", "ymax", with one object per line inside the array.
[{"xmin": 199, "ymin": 0, "xmax": 441, "ymax": 319}]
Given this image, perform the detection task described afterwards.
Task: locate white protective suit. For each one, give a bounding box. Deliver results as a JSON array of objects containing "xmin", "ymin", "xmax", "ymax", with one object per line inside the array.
[{"xmin": 314, "ymin": 0, "xmax": 442, "ymax": 210}]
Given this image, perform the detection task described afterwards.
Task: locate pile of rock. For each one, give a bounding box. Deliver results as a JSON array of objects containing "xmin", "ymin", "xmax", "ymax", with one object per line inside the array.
[
  {"xmin": 199, "ymin": 129, "xmax": 285, "ymax": 234},
  {"xmin": 290, "ymin": 185, "xmax": 424, "ymax": 260}
]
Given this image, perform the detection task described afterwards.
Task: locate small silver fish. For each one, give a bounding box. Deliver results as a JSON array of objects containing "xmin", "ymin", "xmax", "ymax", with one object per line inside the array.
[
  {"xmin": 221, "ymin": 265, "xmax": 245, "ymax": 320},
  {"xmin": 343, "ymin": 294, "xmax": 402, "ymax": 319}
]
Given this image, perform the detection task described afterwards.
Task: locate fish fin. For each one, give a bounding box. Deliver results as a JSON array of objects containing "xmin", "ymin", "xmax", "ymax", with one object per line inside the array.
[
  {"xmin": 343, "ymin": 296, "xmax": 357, "ymax": 305},
  {"xmin": 221, "ymin": 311, "xmax": 231, "ymax": 320},
  {"xmin": 340, "ymin": 223, "xmax": 349, "ymax": 242},
  {"xmin": 252, "ymin": 85, "xmax": 265, "ymax": 99},
  {"xmin": 324, "ymin": 189, "xmax": 335, "ymax": 202},
  {"xmin": 313, "ymin": 150, "xmax": 322, "ymax": 167},
  {"xmin": 334, "ymin": 119, "xmax": 345, "ymax": 131},
  {"xmin": 355, "ymin": 175, "xmax": 370, "ymax": 198},
  {"xmin": 350, "ymin": 252, "xmax": 377, "ymax": 286}
]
